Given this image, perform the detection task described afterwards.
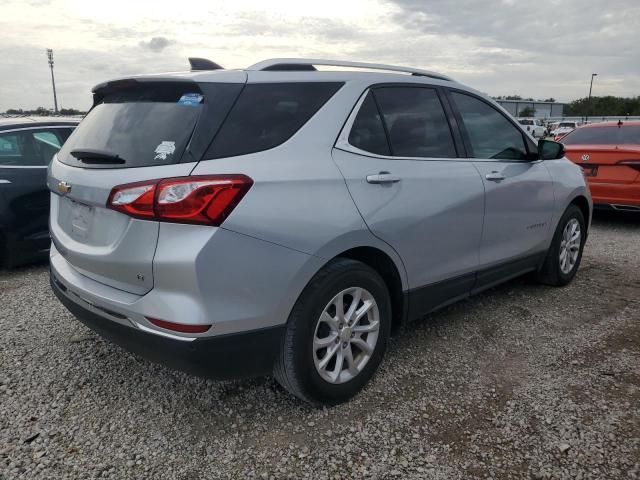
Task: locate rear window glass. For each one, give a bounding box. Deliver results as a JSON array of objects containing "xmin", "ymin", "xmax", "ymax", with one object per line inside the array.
[
  {"xmin": 562, "ymin": 125, "xmax": 640, "ymax": 145},
  {"xmin": 373, "ymin": 87, "xmax": 456, "ymax": 158},
  {"xmin": 57, "ymin": 82, "xmax": 241, "ymax": 168},
  {"xmin": 205, "ymin": 82, "xmax": 343, "ymax": 159},
  {"xmin": 519, "ymin": 119, "xmax": 534, "ymax": 125},
  {"xmin": 348, "ymin": 92, "xmax": 390, "ymax": 156}
]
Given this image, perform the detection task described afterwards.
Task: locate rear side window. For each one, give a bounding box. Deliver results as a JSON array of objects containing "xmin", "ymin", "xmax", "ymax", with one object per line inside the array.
[
  {"xmin": 562, "ymin": 125, "xmax": 640, "ymax": 145},
  {"xmin": 0, "ymin": 128, "xmax": 71, "ymax": 166},
  {"xmin": 348, "ymin": 92, "xmax": 390, "ymax": 156},
  {"xmin": 451, "ymin": 92, "xmax": 528, "ymax": 160},
  {"xmin": 206, "ymin": 82, "xmax": 343, "ymax": 159},
  {"xmin": 373, "ymin": 87, "xmax": 456, "ymax": 158}
]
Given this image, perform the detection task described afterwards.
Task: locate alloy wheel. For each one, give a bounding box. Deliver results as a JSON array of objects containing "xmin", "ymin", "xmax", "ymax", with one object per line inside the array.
[{"xmin": 312, "ymin": 287, "xmax": 380, "ymax": 384}]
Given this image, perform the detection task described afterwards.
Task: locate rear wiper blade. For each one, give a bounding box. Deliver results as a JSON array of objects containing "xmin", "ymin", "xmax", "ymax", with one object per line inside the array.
[{"xmin": 70, "ymin": 148, "xmax": 126, "ymax": 165}]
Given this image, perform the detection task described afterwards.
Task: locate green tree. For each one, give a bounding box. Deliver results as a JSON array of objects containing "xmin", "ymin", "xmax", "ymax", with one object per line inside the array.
[
  {"xmin": 519, "ymin": 106, "xmax": 535, "ymax": 117},
  {"xmin": 565, "ymin": 96, "xmax": 640, "ymax": 116}
]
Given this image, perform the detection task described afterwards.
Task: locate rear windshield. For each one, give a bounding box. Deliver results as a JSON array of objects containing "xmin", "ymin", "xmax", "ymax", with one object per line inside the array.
[
  {"xmin": 562, "ymin": 125, "xmax": 640, "ymax": 145},
  {"xmin": 558, "ymin": 122, "xmax": 576, "ymax": 128},
  {"xmin": 518, "ymin": 119, "xmax": 534, "ymax": 125},
  {"xmin": 58, "ymin": 82, "xmax": 218, "ymax": 168}
]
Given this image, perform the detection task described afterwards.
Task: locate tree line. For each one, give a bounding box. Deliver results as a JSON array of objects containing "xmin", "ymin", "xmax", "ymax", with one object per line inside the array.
[
  {"xmin": 565, "ymin": 96, "xmax": 640, "ymax": 116},
  {"xmin": 3, "ymin": 107, "xmax": 86, "ymax": 116},
  {"xmin": 493, "ymin": 95, "xmax": 640, "ymax": 116}
]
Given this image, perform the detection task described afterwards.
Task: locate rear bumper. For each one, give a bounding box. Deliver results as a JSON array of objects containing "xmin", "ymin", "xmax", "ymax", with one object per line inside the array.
[
  {"xmin": 589, "ymin": 182, "xmax": 640, "ymax": 209},
  {"xmin": 51, "ymin": 270, "xmax": 284, "ymax": 379}
]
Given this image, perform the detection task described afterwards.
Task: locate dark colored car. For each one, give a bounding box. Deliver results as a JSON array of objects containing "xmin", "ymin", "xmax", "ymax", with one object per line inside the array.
[{"xmin": 0, "ymin": 117, "xmax": 78, "ymax": 267}]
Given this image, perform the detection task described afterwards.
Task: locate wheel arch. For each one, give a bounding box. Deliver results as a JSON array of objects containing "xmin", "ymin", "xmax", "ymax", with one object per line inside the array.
[
  {"xmin": 569, "ymin": 194, "xmax": 591, "ymax": 233},
  {"xmin": 330, "ymin": 246, "xmax": 407, "ymax": 334}
]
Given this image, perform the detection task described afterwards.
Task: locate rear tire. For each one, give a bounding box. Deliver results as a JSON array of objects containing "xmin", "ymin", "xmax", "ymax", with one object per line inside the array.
[
  {"xmin": 274, "ymin": 258, "xmax": 391, "ymax": 406},
  {"xmin": 536, "ymin": 205, "xmax": 586, "ymax": 286}
]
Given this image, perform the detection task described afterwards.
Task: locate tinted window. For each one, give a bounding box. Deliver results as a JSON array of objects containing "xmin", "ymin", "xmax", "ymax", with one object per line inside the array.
[
  {"xmin": 206, "ymin": 82, "xmax": 343, "ymax": 159},
  {"xmin": 562, "ymin": 125, "xmax": 640, "ymax": 145},
  {"xmin": 451, "ymin": 92, "xmax": 527, "ymax": 160},
  {"xmin": 0, "ymin": 128, "xmax": 70, "ymax": 166},
  {"xmin": 58, "ymin": 82, "xmax": 242, "ymax": 168},
  {"xmin": 373, "ymin": 87, "xmax": 456, "ymax": 158},
  {"xmin": 348, "ymin": 92, "xmax": 390, "ymax": 156}
]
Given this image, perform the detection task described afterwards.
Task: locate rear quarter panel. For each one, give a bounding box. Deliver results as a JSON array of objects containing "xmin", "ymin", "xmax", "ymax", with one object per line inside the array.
[{"xmin": 190, "ymin": 77, "xmax": 414, "ymax": 290}]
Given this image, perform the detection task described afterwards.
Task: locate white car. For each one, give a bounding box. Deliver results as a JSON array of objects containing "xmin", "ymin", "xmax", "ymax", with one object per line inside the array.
[
  {"xmin": 517, "ymin": 118, "xmax": 546, "ymax": 138},
  {"xmin": 552, "ymin": 121, "xmax": 583, "ymax": 140}
]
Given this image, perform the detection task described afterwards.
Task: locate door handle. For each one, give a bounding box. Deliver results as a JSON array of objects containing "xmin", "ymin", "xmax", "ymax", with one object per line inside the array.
[
  {"xmin": 0, "ymin": 179, "xmax": 11, "ymax": 184},
  {"xmin": 366, "ymin": 172, "xmax": 401, "ymax": 184},
  {"xmin": 485, "ymin": 171, "xmax": 505, "ymax": 182}
]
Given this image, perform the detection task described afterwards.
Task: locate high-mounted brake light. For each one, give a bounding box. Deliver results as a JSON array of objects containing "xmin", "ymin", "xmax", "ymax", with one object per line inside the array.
[{"xmin": 107, "ymin": 175, "xmax": 253, "ymax": 226}]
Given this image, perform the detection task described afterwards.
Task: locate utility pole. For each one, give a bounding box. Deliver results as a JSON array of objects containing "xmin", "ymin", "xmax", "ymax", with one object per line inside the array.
[
  {"xmin": 586, "ymin": 73, "xmax": 597, "ymax": 123},
  {"xmin": 46, "ymin": 49, "xmax": 59, "ymax": 115}
]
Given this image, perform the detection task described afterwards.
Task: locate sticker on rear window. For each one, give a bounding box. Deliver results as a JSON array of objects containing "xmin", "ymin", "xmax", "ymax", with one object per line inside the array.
[
  {"xmin": 154, "ymin": 141, "xmax": 176, "ymax": 160},
  {"xmin": 177, "ymin": 93, "xmax": 203, "ymax": 106}
]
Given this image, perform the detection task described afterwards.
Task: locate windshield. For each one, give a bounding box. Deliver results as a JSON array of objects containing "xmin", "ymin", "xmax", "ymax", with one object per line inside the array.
[{"xmin": 562, "ymin": 125, "xmax": 640, "ymax": 145}]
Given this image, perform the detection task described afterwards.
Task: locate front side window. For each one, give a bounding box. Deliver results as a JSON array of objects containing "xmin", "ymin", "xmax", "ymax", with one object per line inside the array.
[
  {"xmin": 451, "ymin": 92, "xmax": 528, "ymax": 160},
  {"xmin": 373, "ymin": 87, "xmax": 456, "ymax": 158},
  {"xmin": 0, "ymin": 128, "xmax": 71, "ymax": 166}
]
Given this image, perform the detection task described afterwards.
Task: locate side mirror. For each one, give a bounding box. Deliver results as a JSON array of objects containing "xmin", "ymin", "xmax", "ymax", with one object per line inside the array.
[{"xmin": 538, "ymin": 139, "xmax": 565, "ymax": 160}]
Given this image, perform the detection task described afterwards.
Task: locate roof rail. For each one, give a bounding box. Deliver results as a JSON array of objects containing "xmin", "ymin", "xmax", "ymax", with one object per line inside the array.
[{"xmin": 246, "ymin": 58, "xmax": 453, "ymax": 81}]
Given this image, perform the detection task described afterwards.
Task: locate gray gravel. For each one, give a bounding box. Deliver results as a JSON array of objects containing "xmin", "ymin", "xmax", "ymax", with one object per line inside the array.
[{"xmin": 1, "ymin": 211, "xmax": 639, "ymax": 479}]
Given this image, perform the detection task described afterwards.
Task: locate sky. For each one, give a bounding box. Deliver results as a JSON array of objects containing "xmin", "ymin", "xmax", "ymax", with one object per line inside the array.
[{"xmin": 1, "ymin": 0, "xmax": 639, "ymax": 112}]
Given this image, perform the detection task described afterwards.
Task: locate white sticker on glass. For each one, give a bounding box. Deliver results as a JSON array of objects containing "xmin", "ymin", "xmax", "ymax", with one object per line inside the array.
[{"xmin": 154, "ymin": 141, "xmax": 176, "ymax": 160}]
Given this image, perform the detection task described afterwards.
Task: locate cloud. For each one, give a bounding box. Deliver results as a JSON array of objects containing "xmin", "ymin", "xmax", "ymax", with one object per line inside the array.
[
  {"xmin": 0, "ymin": 0, "xmax": 638, "ymax": 111},
  {"xmin": 139, "ymin": 36, "xmax": 173, "ymax": 52}
]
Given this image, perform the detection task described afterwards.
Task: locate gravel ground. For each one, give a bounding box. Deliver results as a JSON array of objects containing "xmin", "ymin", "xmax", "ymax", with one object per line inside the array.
[{"xmin": 1, "ymin": 211, "xmax": 639, "ymax": 479}]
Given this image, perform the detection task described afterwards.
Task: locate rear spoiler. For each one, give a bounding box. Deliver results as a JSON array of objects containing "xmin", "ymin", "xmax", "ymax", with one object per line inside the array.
[{"xmin": 90, "ymin": 77, "xmax": 198, "ymax": 106}]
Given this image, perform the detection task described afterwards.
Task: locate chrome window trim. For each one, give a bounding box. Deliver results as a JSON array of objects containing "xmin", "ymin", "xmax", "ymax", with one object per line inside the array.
[
  {"xmin": 335, "ymin": 87, "xmax": 472, "ymax": 163},
  {"xmin": 0, "ymin": 125, "xmax": 77, "ymax": 134}
]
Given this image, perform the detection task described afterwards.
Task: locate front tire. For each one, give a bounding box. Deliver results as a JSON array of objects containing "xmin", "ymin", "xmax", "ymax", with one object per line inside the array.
[
  {"xmin": 536, "ymin": 204, "xmax": 586, "ymax": 286},
  {"xmin": 274, "ymin": 258, "xmax": 391, "ymax": 406}
]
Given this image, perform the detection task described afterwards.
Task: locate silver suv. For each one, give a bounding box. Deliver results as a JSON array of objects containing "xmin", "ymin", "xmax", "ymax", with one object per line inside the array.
[{"xmin": 48, "ymin": 58, "xmax": 592, "ymax": 405}]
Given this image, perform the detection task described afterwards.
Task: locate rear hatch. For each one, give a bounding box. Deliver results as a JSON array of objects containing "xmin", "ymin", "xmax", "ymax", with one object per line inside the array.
[
  {"xmin": 49, "ymin": 74, "xmax": 246, "ymax": 294},
  {"xmin": 562, "ymin": 125, "xmax": 640, "ymax": 185},
  {"xmin": 564, "ymin": 145, "xmax": 640, "ymax": 184}
]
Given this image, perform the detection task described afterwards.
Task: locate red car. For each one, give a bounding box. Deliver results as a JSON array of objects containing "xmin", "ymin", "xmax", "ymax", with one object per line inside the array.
[{"xmin": 561, "ymin": 121, "xmax": 640, "ymax": 212}]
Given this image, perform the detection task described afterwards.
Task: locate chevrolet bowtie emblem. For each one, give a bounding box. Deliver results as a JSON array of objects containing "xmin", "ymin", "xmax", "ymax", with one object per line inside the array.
[{"xmin": 57, "ymin": 181, "xmax": 72, "ymax": 194}]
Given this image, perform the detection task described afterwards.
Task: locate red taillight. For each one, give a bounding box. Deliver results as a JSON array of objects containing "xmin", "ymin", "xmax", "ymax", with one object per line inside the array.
[
  {"xmin": 147, "ymin": 317, "xmax": 211, "ymax": 334},
  {"xmin": 107, "ymin": 175, "xmax": 253, "ymax": 226}
]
